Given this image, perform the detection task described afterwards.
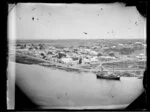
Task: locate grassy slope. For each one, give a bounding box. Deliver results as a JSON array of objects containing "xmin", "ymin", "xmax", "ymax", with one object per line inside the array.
[{"xmin": 15, "ymin": 53, "xmax": 46, "ymax": 64}]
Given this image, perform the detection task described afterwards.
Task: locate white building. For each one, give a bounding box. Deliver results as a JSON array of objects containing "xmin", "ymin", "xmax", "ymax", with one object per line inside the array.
[
  {"xmin": 45, "ymin": 55, "xmax": 52, "ymax": 61},
  {"xmin": 100, "ymin": 56, "xmax": 116, "ymax": 59},
  {"xmin": 82, "ymin": 58, "xmax": 91, "ymax": 64},
  {"xmin": 61, "ymin": 57, "xmax": 73, "ymax": 64},
  {"xmin": 90, "ymin": 56, "xmax": 98, "ymax": 62},
  {"xmin": 135, "ymin": 42, "xmax": 142, "ymax": 44},
  {"xmin": 136, "ymin": 54, "xmax": 146, "ymax": 60},
  {"xmin": 143, "ymin": 44, "xmax": 146, "ymax": 47},
  {"xmin": 139, "ymin": 53, "xmax": 144, "ymax": 56},
  {"xmin": 90, "ymin": 50, "xmax": 98, "ymax": 55},
  {"xmin": 111, "ymin": 46, "xmax": 116, "ymax": 48},
  {"xmin": 118, "ymin": 44, "xmax": 123, "ymax": 46},
  {"xmin": 84, "ymin": 49, "xmax": 98, "ymax": 55}
]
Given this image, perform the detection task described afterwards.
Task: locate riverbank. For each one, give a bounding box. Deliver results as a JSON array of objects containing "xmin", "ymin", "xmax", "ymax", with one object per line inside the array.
[{"xmin": 11, "ymin": 53, "xmax": 145, "ymax": 78}]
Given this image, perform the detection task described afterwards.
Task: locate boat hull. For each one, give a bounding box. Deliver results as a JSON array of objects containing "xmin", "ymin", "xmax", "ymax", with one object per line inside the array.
[{"xmin": 96, "ymin": 75, "xmax": 120, "ymax": 80}]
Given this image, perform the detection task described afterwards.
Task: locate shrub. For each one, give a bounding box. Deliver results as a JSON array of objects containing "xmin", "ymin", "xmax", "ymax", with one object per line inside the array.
[
  {"xmin": 120, "ymin": 48, "xmax": 134, "ymax": 55},
  {"xmin": 109, "ymin": 52, "xmax": 115, "ymax": 57},
  {"xmin": 97, "ymin": 53, "xmax": 103, "ymax": 56},
  {"xmin": 121, "ymin": 72, "xmax": 133, "ymax": 77}
]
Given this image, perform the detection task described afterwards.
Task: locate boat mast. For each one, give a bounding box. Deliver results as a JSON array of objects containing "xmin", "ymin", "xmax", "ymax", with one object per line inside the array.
[
  {"xmin": 113, "ymin": 62, "xmax": 114, "ymax": 74},
  {"xmin": 100, "ymin": 63, "xmax": 103, "ymax": 75}
]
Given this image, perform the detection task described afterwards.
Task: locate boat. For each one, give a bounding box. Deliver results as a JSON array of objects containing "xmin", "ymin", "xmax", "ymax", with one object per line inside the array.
[
  {"xmin": 96, "ymin": 73, "xmax": 120, "ymax": 80},
  {"xmin": 96, "ymin": 65, "xmax": 120, "ymax": 80}
]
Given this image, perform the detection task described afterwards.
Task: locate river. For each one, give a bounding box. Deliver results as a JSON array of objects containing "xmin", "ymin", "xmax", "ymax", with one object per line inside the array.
[{"xmin": 10, "ymin": 61, "xmax": 144, "ymax": 109}]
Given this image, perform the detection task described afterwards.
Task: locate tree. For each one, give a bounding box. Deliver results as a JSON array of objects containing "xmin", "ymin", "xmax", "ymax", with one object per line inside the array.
[
  {"xmin": 97, "ymin": 52, "xmax": 103, "ymax": 57},
  {"xmin": 17, "ymin": 43, "xmax": 21, "ymax": 47},
  {"xmin": 40, "ymin": 53, "xmax": 46, "ymax": 59},
  {"xmin": 79, "ymin": 58, "xmax": 82, "ymax": 64},
  {"xmin": 72, "ymin": 57, "xmax": 78, "ymax": 61},
  {"xmin": 120, "ymin": 48, "xmax": 134, "ymax": 55},
  {"xmin": 58, "ymin": 52, "xmax": 66, "ymax": 59},
  {"xmin": 39, "ymin": 44, "xmax": 45, "ymax": 50},
  {"xmin": 109, "ymin": 52, "xmax": 115, "ymax": 57},
  {"xmin": 20, "ymin": 44, "xmax": 26, "ymax": 49},
  {"xmin": 29, "ymin": 47, "xmax": 33, "ymax": 50},
  {"xmin": 47, "ymin": 51, "xmax": 53, "ymax": 55}
]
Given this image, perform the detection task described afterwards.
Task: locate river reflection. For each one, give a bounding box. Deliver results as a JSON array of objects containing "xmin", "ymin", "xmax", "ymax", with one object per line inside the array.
[{"xmin": 13, "ymin": 62, "xmax": 144, "ymax": 109}]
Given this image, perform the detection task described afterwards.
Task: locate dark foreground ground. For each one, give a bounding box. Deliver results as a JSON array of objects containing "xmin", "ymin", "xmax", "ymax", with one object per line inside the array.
[{"xmin": 126, "ymin": 70, "xmax": 147, "ymax": 110}]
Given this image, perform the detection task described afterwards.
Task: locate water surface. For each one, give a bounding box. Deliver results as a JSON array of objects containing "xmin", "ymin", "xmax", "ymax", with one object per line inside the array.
[{"xmin": 13, "ymin": 62, "xmax": 144, "ymax": 109}]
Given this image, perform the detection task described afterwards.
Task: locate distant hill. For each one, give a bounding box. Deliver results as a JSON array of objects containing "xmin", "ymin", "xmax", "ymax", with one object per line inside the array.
[{"xmin": 16, "ymin": 39, "xmax": 146, "ymax": 48}]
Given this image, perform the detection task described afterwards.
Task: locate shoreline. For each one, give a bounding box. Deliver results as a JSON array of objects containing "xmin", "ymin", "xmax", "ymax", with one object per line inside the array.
[
  {"xmin": 10, "ymin": 59, "xmax": 144, "ymax": 80},
  {"xmin": 10, "ymin": 53, "xmax": 145, "ymax": 78}
]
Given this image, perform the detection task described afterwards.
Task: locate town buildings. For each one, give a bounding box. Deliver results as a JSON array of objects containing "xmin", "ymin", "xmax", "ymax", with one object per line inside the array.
[{"xmin": 15, "ymin": 40, "xmax": 146, "ymax": 69}]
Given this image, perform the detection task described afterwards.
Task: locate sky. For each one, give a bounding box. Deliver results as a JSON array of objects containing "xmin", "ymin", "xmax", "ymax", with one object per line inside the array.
[{"xmin": 8, "ymin": 3, "xmax": 146, "ymax": 40}]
